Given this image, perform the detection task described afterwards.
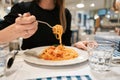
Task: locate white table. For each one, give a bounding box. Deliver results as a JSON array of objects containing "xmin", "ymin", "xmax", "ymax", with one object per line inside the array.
[{"xmin": 6, "ymin": 50, "xmax": 120, "ymax": 80}]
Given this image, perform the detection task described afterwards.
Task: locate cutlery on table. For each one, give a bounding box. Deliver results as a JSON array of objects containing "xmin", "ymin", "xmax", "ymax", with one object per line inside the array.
[{"xmin": 7, "ymin": 50, "xmax": 18, "ymax": 68}]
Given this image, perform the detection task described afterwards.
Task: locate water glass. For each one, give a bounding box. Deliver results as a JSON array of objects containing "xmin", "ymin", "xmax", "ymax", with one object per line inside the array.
[
  {"xmin": 88, "ymin": 41, "xmax": 115, "ymax": 72},
  {"xmin": 9, "ymin": 39, "xmax": 20, "ymax": 51},
  {"xmin": 87, "ymin": 41, "xmax": 97, "ymax": 56},
  {"xmin": 0, "ymin": 43, "xmax": 9, "ymax": 78}
]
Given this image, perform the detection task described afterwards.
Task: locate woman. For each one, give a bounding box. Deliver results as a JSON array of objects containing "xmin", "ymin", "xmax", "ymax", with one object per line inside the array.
[{"xmin": 0, "ymin": 0, "xmax": 89, "ymax": 50}]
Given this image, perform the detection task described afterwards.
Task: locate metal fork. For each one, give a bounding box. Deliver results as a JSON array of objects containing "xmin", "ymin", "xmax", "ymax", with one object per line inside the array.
[
  {"xmin": 18, "ymin": 14, "xmax": 53, "ymax": 28},
  {"xmin": 37, "ymin": 20, "xmax": 52, "ymax": 28}
]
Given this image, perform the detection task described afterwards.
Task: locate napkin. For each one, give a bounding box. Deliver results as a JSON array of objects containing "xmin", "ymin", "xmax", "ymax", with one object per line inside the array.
[{"xmin": 29, "ymin": 75, "xmax": 92, "ymax": 80}]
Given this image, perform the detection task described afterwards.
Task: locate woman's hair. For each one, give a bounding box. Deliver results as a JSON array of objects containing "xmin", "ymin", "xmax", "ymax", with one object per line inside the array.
[
  {"xmin": 113, "ymin": 0, "xmax": 118, "ymax": 11},
  {"xmin": 33, "ymin": 0, "xmax": 66, "ymax": 32}
]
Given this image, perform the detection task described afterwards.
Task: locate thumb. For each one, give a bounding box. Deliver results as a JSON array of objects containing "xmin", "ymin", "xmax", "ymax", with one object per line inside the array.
[{"xmin": 23, "ymin": 12, "xmax": 31, "ymax": 17}]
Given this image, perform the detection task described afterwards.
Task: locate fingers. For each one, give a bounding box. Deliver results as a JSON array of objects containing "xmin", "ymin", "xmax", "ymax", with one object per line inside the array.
[
  {"xmin": 13, "ymin": 12, "xmax": 38, "ymax": 39},
  {"xmin": 73, "ymin": 40, "xmax": 98, "ymax": 51},
  {"xmin": 17, "ymin": 21, "xmax": 38, "ymax": 38},
  {"xmin": 21, "ymin": 26, "xmax": 38, "ymax": 39},
  {"xmin": 75, "ymin": 44, "xmax": 87, "ymax": 50},
  {"xmin": 25, "ymin": 21, "xmax": 38, "ymax": 35},
  {"xmin": 88, "ymin": 41, "xmax": 98, "ymax": 47},
  {"xmin": 22, "ymin": 12, "xmax": 31, "ymax": 17},
  {"xmin": 24, "ymin": 21, "xmax": 38, "ymax": 38},
  {"xmin": 16, "ymin": 13, "xmax": 36, "ymax": 24},
  {"xmin": 74, "ymin": 41, "xmax": 87, "ymax": 50},
  {"xmin": 22, "ymin": 27, "xmax": 37, "ymax": 39},
  {"xmin": 14, "ymin": 20, "xmax": 38, "ymax": 30},
  {"xmin": 21, "ymin": 21, "xmax": 38, "ymax": 30}
]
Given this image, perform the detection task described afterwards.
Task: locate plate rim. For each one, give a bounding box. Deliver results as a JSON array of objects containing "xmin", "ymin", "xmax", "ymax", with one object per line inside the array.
[{"xmin": 23, "ymin": 46, "xmax": 89, "ymax": 66}]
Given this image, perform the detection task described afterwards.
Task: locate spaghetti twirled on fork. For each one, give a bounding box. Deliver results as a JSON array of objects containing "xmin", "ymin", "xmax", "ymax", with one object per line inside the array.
[{"xmin": 52, "ymin": 25, "xmax": 63, "ymax": 45}]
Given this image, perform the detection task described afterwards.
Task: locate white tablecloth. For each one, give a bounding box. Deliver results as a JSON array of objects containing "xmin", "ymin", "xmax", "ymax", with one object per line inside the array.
[
  {"xmin": 1, "ymin": 31, "xmax": 119, "ymax": 80},
  {"xmin": 5, "ymin": 50, "xmax": 120, "ymax": 80}
]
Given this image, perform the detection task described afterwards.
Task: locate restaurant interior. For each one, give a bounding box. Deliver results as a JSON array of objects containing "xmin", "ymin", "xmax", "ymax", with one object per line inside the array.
[
  {"xmin": 1, "ymin": 0, "xmax": 119, "ymax": 43},
  {"xmin": 0, "ymin": 0, "xmax": 120, "ymax": 80},
  {"xmin": 65, "ymin": 0, "xmax": 120, "ymax": 43},
  {"xmin": 0, "ymin": 0, "xmax": 120, "ymax": 42}
]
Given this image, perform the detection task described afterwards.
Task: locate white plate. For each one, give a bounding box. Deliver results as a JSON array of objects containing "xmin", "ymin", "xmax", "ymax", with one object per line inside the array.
[{"xmin": 23, "ymin": 46, "xmax": 89, "ymax": 66}]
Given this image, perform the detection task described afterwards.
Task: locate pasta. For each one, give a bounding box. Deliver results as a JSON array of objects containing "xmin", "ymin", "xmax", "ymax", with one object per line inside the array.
[
  {"xmin": 39, "ymin": 24, "xmax": 78, "ymax": 61},
  {"xmin": 39, "ymin": 45, "xmax": 78, "ymax": 61},
  {"xmin": 52, "ymin": 25, "xmax": 63, "ymax": 45}
]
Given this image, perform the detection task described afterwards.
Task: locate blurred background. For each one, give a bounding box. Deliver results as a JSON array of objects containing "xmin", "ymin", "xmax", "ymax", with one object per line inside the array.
[{"xmin": 0, "ymin": 0, "xmax": 120, "ymax": 43}]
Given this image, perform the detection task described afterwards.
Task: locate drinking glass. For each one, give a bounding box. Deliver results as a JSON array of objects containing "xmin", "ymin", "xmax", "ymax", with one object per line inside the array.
[
  {"xmin": 87, "ymin": 41, "xmax": 97, "ymax": 56},
  {"xmin": 0, "ymin": 43, "xmax": 9, "ymax": 79},
  {"xmin": 9, "ymin": 39, "xmax": 21, "ymax": 52},
  {"xmin": 88, "ymin": 41, "xmax": 115, "ymax": 73}
]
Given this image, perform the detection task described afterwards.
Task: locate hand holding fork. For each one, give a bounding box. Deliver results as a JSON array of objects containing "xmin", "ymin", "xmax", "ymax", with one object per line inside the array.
[{"xmin": 18, "ymin": 13, "xmax": 53, "ymax": 28}]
